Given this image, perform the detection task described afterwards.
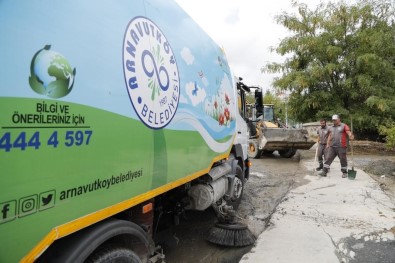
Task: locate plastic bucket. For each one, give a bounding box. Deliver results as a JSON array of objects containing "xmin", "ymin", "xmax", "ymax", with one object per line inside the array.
[{"xmin": 348, "ymin": 169, "xmax": 357, "ymax": 180}]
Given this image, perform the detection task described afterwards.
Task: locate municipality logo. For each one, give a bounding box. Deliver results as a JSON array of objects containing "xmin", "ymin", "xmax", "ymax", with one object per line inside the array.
[
  {"xmin": 29, "ymin": 45, "xmax": 76, "ymax": 98},
  {"xmin": 123, "ymin": 17, "xmax": 180, "ymax": 129}
]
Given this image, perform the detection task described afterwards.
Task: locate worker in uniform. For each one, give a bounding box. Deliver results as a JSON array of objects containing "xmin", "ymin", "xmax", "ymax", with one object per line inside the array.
[
  {"xmin": 319, "ymin": 114, "xmax": 354, "ymax": 178},
  {"xmin": 316, "ymin": 118, "xmax": 330, "ymax": 171}
]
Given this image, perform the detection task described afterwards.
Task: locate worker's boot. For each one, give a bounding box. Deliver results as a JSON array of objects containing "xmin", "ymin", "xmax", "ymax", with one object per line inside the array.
[
  {"xmin": 315, "ymin": 163, "xmax": 323, "ymax": 171},
  {"xmin": 318, "ymin": 168, "xmax": 328, "ymax": 177}
]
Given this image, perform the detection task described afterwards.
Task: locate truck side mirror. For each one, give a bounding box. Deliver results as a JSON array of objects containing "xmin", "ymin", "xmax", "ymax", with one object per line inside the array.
[{"xmin": 254, "ymin": 89, "xmax": 263, "ymax": 117}]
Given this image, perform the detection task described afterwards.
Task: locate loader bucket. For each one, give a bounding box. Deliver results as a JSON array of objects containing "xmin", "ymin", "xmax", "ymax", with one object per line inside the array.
[{"xmin": 259, "ymin": 128, "xmax": 315, "ymax": 151}]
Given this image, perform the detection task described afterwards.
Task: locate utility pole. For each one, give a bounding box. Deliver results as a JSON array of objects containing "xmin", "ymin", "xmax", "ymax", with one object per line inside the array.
[{"xmin": 285, "ymin": 97, "xmax": 288, "ymax": 127}]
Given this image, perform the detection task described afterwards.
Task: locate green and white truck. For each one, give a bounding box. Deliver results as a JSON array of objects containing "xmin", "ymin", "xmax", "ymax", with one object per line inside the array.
[{"xmin": 0, "ymin": 0, "xmax": 252, "ymax": 262}]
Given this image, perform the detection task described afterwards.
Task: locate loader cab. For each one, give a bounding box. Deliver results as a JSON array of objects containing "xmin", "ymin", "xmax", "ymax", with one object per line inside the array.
[
  {"xmin": 262, "ymin": 104, "xmax": 282, "ymax": 128},
  {"xmin": 263, "ymin": 105, "xmax": 275, "ymax": 123},
  {"xmin": 253, "ymin": 87, "xmax": 276, "ymax": 124}
]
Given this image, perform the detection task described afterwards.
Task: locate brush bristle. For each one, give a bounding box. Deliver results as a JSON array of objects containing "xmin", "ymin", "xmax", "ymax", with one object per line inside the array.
[{"xmin": 206, "ymin": 223, "xmax": 256, "ymax": 247}]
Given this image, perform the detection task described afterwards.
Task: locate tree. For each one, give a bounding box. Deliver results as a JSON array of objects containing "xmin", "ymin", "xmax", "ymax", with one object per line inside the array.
[
  {"xmin": 378, "ymin": 122, "xmax": 395, "ymax": 149},
  {"xmin": 263, "ymin": 0, "xmax": 395, "ymax": 139},
  {"xmin": 262, "ymin": 90, "xmax": 287, "ymax": 124}
]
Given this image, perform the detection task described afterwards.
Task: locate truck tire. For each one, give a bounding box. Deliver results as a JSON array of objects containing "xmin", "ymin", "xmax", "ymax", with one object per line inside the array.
[
  {"xmin": 227, "ymin": 165, "xmax": 244, "ymax": 209},
  {"xmin": 248, "ymin": 140, "xmax": 262, "ymax": 159},
  {"xmin": 278, "ymin": 148, "xmax": 297, "ymax": 158},
  {"xmin": 86, "ymin": 244, "xmax": 141, "ymax": 263}
]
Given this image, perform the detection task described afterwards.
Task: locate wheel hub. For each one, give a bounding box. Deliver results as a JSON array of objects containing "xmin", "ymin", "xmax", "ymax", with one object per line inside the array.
[{"xmin": 232, "ymin": 177, "xmax": 243, "ymax": 200}]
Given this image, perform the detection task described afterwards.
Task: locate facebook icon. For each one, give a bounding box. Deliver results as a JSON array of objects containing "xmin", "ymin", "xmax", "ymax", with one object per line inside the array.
[
  {"xmin": 0, "ymin": 201, "xmax": 16, "ymax": 224},
  {"xmin": 2, "ymin": 204, "xmax": 9, "ymax": 219}
]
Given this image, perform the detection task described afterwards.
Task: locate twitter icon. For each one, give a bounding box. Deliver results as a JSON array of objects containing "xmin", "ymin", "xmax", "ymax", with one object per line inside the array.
[{"xmin": 39, "ymin": 191, "xmax": 55, "ymax": 210}]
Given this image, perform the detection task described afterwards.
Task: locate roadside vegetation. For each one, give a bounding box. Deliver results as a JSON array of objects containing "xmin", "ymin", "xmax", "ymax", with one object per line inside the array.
[
  {"xmin": 261, "ymin": 0, "xmax": 395, "ymax": 141},
  {"xmin": 378, "ymin": 122, "xmax": 395, "ymax": 150}
]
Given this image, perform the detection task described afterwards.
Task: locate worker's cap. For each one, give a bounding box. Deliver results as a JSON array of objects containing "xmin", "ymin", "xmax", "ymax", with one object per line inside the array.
[{"xmin": 332, "ymin": 114, "xmax": 340, "ymax": 120}]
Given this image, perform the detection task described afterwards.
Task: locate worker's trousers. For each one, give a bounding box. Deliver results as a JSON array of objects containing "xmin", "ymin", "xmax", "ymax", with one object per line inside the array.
[
  {"xmin": 323, "ymin": 146, "xmax": 348, "ymax": 173},
  {"xmin": 317, "ymin": 143, "xmax": 327, "ymax": 166}
]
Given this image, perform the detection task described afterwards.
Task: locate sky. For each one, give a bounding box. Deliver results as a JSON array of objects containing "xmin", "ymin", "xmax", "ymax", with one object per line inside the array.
[{"xmin": 174, "ymin": 0, "xmax": 325, "ymax": 92}]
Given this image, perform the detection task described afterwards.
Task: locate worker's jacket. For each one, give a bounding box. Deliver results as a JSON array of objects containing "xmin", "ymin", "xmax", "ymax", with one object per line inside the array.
[
  {"xmin": 317, "ymin": 126, "xmax": 330, "ymax": 145},
  {"xmin": 329, "ymin": 123, "xmax": 350, "ymax": 148}
]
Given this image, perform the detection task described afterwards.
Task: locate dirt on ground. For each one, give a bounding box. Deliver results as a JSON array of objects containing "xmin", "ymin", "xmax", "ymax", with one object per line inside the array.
[
  {"xmin": 351, "ymin": 141, "xmax": 395, "ymax": 202},
  {"xmin": 352, "ymin": 140, "xmax": 395, "ymax": 155},
  {"xmin": 155, "ymin": 141, "xmax": 395, "ymax": 263},
  {"xmin": 154, "ymin": 153, "xmax": 304, "ymax": 263}
]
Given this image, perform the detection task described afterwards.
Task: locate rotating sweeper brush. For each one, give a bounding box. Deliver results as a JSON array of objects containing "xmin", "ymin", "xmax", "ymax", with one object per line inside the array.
[
  {"xmin": 206, "ymin": 221, "xmax": 256, "ymax": 247},
  {"xmin": 204, "ymin": 200, "xmax": 255, "ymax": 247}
]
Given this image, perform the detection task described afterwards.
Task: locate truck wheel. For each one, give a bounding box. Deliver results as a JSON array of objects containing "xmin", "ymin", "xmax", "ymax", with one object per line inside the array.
[
  {"xmin": 227, "ymin": 165, "xmax": 244, "ymax": 209},
  {"xmin": 86, "ymin": 244, "xmax": 141, "ymax": 263},
  {"xmin": 248, "ymin": 140, "xmax": 262, "ymax": 159},
  {"xmin": 38, "ymin": 219, "xmax": 152, "ymax": 263},
  {"xmin": 278, "ymin": 148, "xmax": 297, "ymax": 158}
]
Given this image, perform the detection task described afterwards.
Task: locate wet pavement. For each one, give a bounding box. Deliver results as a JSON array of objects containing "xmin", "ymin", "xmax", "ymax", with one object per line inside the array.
[
  {"xmin": 154, "ymin": 149, "xmax": 395, "ymax": 263},
  {"xmin": 155, "ymin": 151, "xmax": 302, "ymax": 263},
  {"xmin": 240, "ymin": 156, "xmax": 395, "ymax": 263}
]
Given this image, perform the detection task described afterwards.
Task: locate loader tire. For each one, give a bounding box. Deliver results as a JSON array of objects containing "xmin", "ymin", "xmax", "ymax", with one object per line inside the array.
[
  {"xmin": 248, "ymin": 140, "xmax": 262, "ymax": 159},
  {"xmin": 278, "ymin": 148, "xmax": 297, "ymax": 158}
]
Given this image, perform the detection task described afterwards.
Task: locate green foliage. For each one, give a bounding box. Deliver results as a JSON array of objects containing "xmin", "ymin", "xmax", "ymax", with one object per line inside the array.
[
  {"xmin": 378, "ymin": 122, "xmax": 395, "ymax": 149},
  {"xmin": 262, "ymin": 90, "xmax": 287, "ymax": 122},
  {"xmin": 245, "ymin": 93, "xmax": 255, "ymax": 105},
  {"xmin": 262, "ymin": 90, "xmax": 283, "ymax": 105},
  {"xmin": 263, "ymin": 0, "xmax": 395, "ymax": 137}
]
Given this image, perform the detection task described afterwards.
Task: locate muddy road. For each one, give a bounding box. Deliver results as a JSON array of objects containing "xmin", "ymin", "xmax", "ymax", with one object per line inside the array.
[
  {"xmin": 154, "ymin": 151, "xmax": 306, "ymax": 263},
  {"xmin": 154, "ymin": 149, "xmax": 395, "ymax": 263}
]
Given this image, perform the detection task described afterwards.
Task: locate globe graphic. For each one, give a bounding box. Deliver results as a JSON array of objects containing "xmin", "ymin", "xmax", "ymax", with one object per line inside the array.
[{"xmin": 29, "ymin": 45, "xmax": 76, "ymax": 98}]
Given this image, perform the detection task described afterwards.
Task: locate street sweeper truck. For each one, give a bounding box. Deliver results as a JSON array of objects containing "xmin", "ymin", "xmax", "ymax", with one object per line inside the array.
[{"xmin": 0, "ymin": 1, "xmax": 254, "ymax": 262}]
